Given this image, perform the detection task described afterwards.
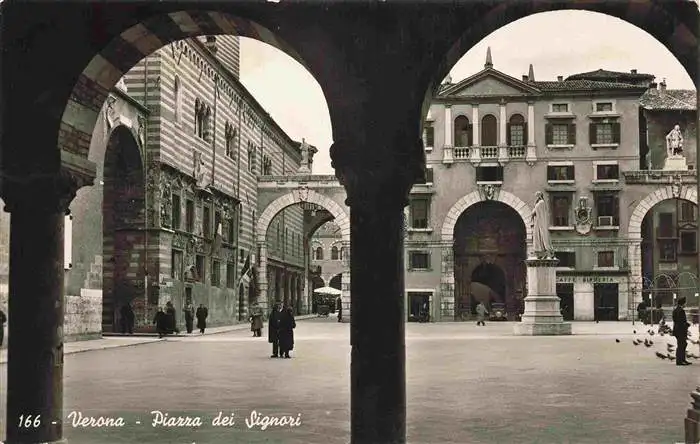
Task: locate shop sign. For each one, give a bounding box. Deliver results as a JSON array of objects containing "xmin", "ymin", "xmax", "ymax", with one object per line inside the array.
[{"xmin": 556, "ymin": 275, "xmax": 617, "ymax": 284}]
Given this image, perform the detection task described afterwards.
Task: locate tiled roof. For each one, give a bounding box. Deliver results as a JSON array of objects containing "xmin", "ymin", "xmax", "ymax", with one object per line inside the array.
[
  {"xmin": 531, "ymin": 80, "xmax": 645, "ymax": 91},
  {"xmin": 566, "ymin": 69, "xmax": 655, "ymax": 80},
  {"xmin": 640, "ymin": 89, "xmax": 696, "ymax": 110}
]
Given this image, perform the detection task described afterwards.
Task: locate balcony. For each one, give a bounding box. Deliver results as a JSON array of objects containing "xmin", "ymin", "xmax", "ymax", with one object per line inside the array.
[
  {"xmin": 443, "ymin": 145, "xmax": 535, "ymax": 165},
  {"xmin": 622, "ymin": 170, "xmax": 697, "ymax": 185}
]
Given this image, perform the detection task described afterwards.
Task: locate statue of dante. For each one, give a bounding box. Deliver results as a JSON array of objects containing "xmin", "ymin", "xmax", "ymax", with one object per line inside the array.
[
  {"xmin": 666, "ymin": 124, "xmax": 684, "ymax": 157},
  {"xmin": 530, "ymin": 191, "xmax": 554, "ymax": 259}
]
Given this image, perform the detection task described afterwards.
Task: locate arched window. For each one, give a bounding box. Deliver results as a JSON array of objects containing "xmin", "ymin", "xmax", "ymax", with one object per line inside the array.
[
  {"xmin": 331, "ymin": 246, "xmax": 339, "ymax": 260},
  {"xmin": 481, "ymin": 114, "xmax": 498, "ymax": 146},
  {"xmin": 508, "ymin": 114, "xmax": 526, "ymax": 146},
  {"xmin": 314, "ymin": 246, "xmax": 324, "ymax": 261},
  {"xmin": 194, "ymin": 98, "xmax": 201, "ymax": 135},
  {"xmin": 174, "ymin": 76, "xmax": 181, "ymax": 123},
  {"xmin": 453, "ymin": 115, "xmax": 472, "ymax": 147}
]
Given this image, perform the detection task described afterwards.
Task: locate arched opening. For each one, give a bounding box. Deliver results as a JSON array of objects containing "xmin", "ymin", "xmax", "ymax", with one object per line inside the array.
[
  {"xmin": 454, "ymin": 200, "xmax": 526, "ymax": 320},
  {"xmin": 454, "ymin": 115, "xmax": 472, "ymax": 147},
  {"xmin": 641, "ymin": 198, "xmax": 699, "ymax": 313},
  {"xmin": 331, "ymin": 245, "xmax": 339, "ymax": 260},
  {"xmin": 329, "ymin": 273, "xmax": 342, "ymax": 290},
  {"xmin": 480, "ymin": 114, "xmax": 498, "ymax": 146},
  {"xmin": 102, "ymin": 126, "xmax": 145, "ymax": 332},
  {"xmin": 315, "ymin": 246, "xmax": 324, "ymax": 260}
]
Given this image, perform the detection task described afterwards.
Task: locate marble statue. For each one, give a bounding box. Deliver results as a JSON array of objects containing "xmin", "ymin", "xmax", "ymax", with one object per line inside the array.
[
  {"xmin": 530, "ymin": 191, "xmax": 554, "ymax": 259},
  {"xmin": 300, "ymin": 138, "xmax": 309, "ymax": 167},
  {"xmin": 666, "ymin": 124, "xmax": 684, "ymax": 157}
]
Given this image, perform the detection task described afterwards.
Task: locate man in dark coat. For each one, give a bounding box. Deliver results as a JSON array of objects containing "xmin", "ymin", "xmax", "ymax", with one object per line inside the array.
[
  {"xmin": 637, "ymin": 299, "xmax": 649, "ymax": 324},
  {"xmin": 165, "ymin": 301, "xmax": 178, "ymax": 334},
  {"xmin": 268, "ymin": 302, "xmax": 283, "ymax": 358},
  {"xmin": 120, "ymin": 302, "xmax": 135, "ymax": 334},
  {"xmin": 0, "ymin": 308, "xmax": 6, "ymax": 347},
  {"xmin": 196, "ymin": 303, "xmax": 208, "ymax": 335},
  {"xmin": 184, "ymin": 302, "xmax": 194, "ymax": 334},
  {"xmin": 673, "ymin": 296, "xmax": 692, "ymax": 366},
  {"xmin": 336, "ymin": 296, "xmax": 342, "ymax": 322},
  {"xmin": 153, "ymin": 307, "xmax": 166, "ymax": 338},
  {"xmin": 249, "ymin": 302, "xmax": 264, "ymax": 337},
  {"xmin": 279, "ymin": 304, "xmax": 297, "ymax": 358}
]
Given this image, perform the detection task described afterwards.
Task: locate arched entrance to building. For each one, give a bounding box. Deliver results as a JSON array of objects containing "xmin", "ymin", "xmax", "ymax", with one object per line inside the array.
[
  {"xmin": 329, "ymin": 273, "xmax": 342, "ymax": 290},
  {"xmin": 453, "ymin": 200, "xmax": 526, "ymax": 320},
  {"xmin": 102, "ymin": 125, "xmax": 145, "ymax": 332}
]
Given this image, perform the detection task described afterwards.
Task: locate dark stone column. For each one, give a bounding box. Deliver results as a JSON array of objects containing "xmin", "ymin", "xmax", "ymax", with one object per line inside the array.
[
  {"xmin": 331, "ymin": 135, "xmax": 425, "ymax": 444},
  {"xmin": 2, "ymin": 167, "xmax": 89, "ymax": 443}
]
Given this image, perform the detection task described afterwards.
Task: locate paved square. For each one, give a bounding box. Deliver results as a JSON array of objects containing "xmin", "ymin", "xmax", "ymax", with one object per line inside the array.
[{"xmin": 1, "ymin": 318, "xmax": 699, "ymax": 443}]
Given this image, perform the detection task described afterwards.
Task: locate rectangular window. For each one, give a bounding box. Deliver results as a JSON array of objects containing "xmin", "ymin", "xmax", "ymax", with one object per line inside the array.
[
  {"xmin": 552, "ymin": 123, "xmax": 569, "ymax": 145},
  {"xmin": 410, "ymin": 198, "xmax": 429, "ymax": 229},
  {"xmin": 226, "ymin": 262, "xmax": 236, "ymax": 288},
  {"xmin": 595, "ymin": 193, "xmax": 619, "ymax": 226},
  {"xmin": 596, "ymin": 102, "xmax": 613, "ymax": 112},
  {"xmin": 680, "ymin": 231, "xmax": 697, "ymax": 254},
  {"xmin": 547, "ymin": 165, "xmax": 575, "ymax": 181},
  {"xmin": 595, "ymin": 164, "xmax": 619, "ymax": 181},
  {"xmin": 680, "ymin": 201, "xmax": 696, "ymax": 222},
  {"xmin": 555, "ymin": 251, "xmax": 576, "ymax": 268},
  {"xmin": 597, "ymin": 251, "xmax": 615, "ymax": 268},
  {"xmin": 196, "ymin": 255, "xmax": 205, "ymax": 283},
  {"xmin": 658, "ymin": 212, "xmax": 674, "ymax": 238},
  {"xmin": 509, "ymin": 123, "xmax": 525, "ymax": 146},
  {"xmin": 211, "ymin": 260, "xmax": 221, "ymax": 287},
  {"xmin": 590, "ymin": 122, "xmax": 620, "ymax": 145},
  {"xmin": 551, "ymin": 194, "xmax": 571, "ymax": 226},
  {"xmin": 186, "ymin": 200, "xmax": 195, "ymax": 232},
  {"xmin": 425, "ymin": 126, "xmax": 434, "ymax": 147},
  {"xmin": 171, "ymin": 194, "xmax": 181, "ymax": 229},
  {"xmin": 475, "ymin": 166, "xmax": 504, "ymax": 182},
  {"xmin": 552, "ymin": 103, "xmax": 568, "ymax": 113},
  {"xmin": 658, "ymin": 239, "xmax": 677, "ymax": 262},
  {"xmin": 409, "ymin": 251, "xmax": 430, "ymax": 270},
  {"xmin": 171, "ymin": 250, "xmax": 183, "ymax": 280},
  {"xmin": 203, "ymin": 206, "xmax": 211, "ymax": 238},
  {"xmin": 425, "ymin": 167, "xmax": 434, "ymax": 184}
]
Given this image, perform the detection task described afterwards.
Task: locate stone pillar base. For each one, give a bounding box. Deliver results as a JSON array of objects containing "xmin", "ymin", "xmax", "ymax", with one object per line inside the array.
[
  {"xmin": 686, "ymin": 388, "xmax": 700, "ymax": 443},
  {"xmin": 663, "ymin": 155, "xmax": 688, "ymax": 171},
  {"xmin": 514, "ymin": 258, "xmax": 572, "ymax": 336}
]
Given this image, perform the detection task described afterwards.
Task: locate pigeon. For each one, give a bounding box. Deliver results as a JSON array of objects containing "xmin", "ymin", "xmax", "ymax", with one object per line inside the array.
[
  {"xmin": 615, "ymin": 339, "xmax": 620, "ymax": 343},
  {"xmin": 649, "ymin": 330, "xmax": 655, "ymax": 336},
  {"xmin": 656, "ymin": 351, "xmax": 667, "ymax": 360},
  {"xmin": 667, "ymin": 344, "xmax": 675, "ymax": 351},
  {"xmin": 633, "ymin": 330, "xmax": 637, "ymax": 334},
  {"xmin": 667, "ymin": 353, "xmax": 675, "ymax": 360},
  {"xmin": 633, "ymin": 339, "xmax": 641, "ymax": 346}
]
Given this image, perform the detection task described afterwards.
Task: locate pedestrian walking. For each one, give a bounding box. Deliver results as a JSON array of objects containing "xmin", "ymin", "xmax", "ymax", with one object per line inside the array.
[
  {"xmin": 196, "ymin": 303, "xmax": 208, "ymax": 335},
  {"xmin": 184, "ymin": 302, "xmax": 194, "ymax": 334},
  {"xmin": 268, "ymin": 302, "xmax": 283, "ymax": 358},
  {"xmin": 0, "ymin": 308, "xmax": 6, "ymax": 347},
  {"xmin": 673, "ymin": 296, "xmax": 692, "ymax": 366},
  {"xmin": 279, "ymin": 304, "xmax": 297, "ymax": 359},
  {"xmin": 120, "ymin": 302, "xmax": 135, "ymax": 334},
  {"xmin": 153, "ymin": 307, "xmax": 167, "ymax": 338},
  {"xmin": 165, "ymin": 301, "xmax": 178, "ymax": 334},
  {"xmin": 476, "ymin": 301, "xmax": 488, "ymax": 326},
  {"xmin": 249, "ymin": 302, "xmax": 264, "ymax": 337},
  {"xmin": 336, "ymin": 296, "xmax": 343, "ymax": 322}
]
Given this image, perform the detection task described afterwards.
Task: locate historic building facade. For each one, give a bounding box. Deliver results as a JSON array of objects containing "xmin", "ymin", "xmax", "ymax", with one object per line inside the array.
[
  {"xmin": 62, "ymin": 35, "xmax": 308, "ymax": 333},
  {"xmin": 310, "ymin": 220, "xmax": 348, "ymax": 289}
]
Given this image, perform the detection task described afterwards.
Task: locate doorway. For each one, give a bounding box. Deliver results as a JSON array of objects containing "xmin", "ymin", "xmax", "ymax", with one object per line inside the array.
[
  {"xmin": 556, "ymin": 283, "xmax": 574, "ymax": 321},
  {"xmin": 594, "ymin": 283, "xmax": 619, "ymax": 321},
  {"xmin": 408, "ymin": 292, "xmax": 431, "ymax": 322}
]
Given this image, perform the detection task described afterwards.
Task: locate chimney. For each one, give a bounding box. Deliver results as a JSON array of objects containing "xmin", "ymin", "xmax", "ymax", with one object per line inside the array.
[
  {"xmin": 205, "ymin": 35, "xmax": 218, "ymax": 54},
  {"xmin": 557, "ymin": 76, "xmax": 563, "ymax": 82},
  {"xmin": 522, "ymin": 75, "xmax": 529, "ymax": 81},
  {"xmin": 631, "ymin": 69, "xmax": 638, "ymax": 74},
  {"xmin": 660, "ymin": 78, "xmax": 667, "ymax": 92}
]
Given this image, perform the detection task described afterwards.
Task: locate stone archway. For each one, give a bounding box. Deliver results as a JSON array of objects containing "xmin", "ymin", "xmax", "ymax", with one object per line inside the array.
[
  {"xmin": 256, "ymin": 189, "xmax": 351, "ymax": 319},
  {"xmin": 438, "ymin": 190, "xmax": 532, "ymax": 320},
  {"xmin": 627, "ymin": 185, "xmax": 698, "ymax": 307}
]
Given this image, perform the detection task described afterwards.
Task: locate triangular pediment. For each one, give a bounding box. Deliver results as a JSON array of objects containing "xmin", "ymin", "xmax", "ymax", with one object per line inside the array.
[{"xmin": 440, "ymin": 69, "xmax": 541, "ymax": 98}]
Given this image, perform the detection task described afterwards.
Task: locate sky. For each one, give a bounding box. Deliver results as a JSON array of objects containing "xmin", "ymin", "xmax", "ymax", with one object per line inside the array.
[{"xmin": 237, "ymin": 10, "xmax": 696, "ymax": 176}]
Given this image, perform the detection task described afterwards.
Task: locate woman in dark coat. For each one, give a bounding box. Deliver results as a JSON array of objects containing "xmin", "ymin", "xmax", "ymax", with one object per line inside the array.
[
  {"xmin": 249, "ymin": 303, "xmax": 264, "ymax": 337},
  {"xmin": 196, "ymin": 304, "xmax": 208, "ymax": 334},
  {"xmin": 165, "ymin": 301, "xmax": 178, "ymax": 334},
  {"xmin": 153, "ymin": 307, "xmax": 166, "ymax": 338},
  {"xmin": 278, "ymin": 305, "xmax": 296, "ymax": 359},
  {"xmin": 184, "ymin": 302, "xmax": 194, "ymax": 334}
]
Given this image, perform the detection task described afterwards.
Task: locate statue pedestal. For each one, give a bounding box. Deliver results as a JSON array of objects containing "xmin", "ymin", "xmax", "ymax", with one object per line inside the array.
[
  {"xmin": 514, "ymin": 257, "xmax": 572, "ymax": 336},
  {"xmin": 663, "ymin": 155, "xmax": 688, "ymax": 171}
]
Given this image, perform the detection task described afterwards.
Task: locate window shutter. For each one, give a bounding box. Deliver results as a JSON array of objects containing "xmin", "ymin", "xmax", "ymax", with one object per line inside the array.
[
  {"xmin": 468, "ymin": 124, "xmax": 473, "ymax": 146},
  {"xmin": 523, "ymin": 124, "xmax": 529, "ymax": 146},
  {"xmin": 426, "ymin": 168, "xmax": 434, "ymax": 183},
  {"xmin": 546, "ymin": 166, "xmax": 554, "ymax": 181},
  {"xmin": 506, "ymin": 123, "xmax": 512, "ymax": 146},
  {"xmin": 612, "ymin": 122, "xmax": 621, "ymax": 144},
  {"xmin": 613, "ymin": 194, "xmax": 620, "ymax": 225},
  {"xmin": 568, "ymin": 123, "xmax": 576, "ymax": 145},
  {"xmin": 427, "ymin": 252, "xmax": 431, "ymax": 270},
  {"xmin": 545, "ymin": 123, "xmax": 553, "ymax": 145},
  {"xmin": 589, "ymin": 123, "xmax": 596, "ymax": 145},
  {"xmin": 569, "ymin": 165, "xmax": 575, "ymax": 180}
]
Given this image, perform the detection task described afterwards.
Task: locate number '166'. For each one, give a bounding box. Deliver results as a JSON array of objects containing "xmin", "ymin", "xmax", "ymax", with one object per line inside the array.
[{"xmin": 19, "ymin": 415, "xmax": 42, "ymax": 428}]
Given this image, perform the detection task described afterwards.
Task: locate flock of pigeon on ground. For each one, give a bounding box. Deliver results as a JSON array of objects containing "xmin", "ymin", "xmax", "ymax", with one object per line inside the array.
[{"xmin": 615, "ymin": 322, "xmax": 700, "ymax": 362}]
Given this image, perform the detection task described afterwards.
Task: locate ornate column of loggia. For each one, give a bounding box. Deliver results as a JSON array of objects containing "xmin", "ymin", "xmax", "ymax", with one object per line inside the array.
[
  {"xmin": 331, "ymin": 134, "xmax": 424, "ymax": 444},
  {"xmin": 2, "ymin": 162, "xmax": 94, "ymax": 444},
  {"xmin": 340, "ymin": 240, "xmax": 351, "ymax": 323}
]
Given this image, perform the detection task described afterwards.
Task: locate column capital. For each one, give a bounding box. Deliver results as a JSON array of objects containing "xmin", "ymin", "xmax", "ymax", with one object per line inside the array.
[
  {"xmin": 330, "ymin": 136, "xmax": 425, "ymax": 212},
  {"xmin": 1, "ymin": 165, "xmax": 94, "ymax": 214}
]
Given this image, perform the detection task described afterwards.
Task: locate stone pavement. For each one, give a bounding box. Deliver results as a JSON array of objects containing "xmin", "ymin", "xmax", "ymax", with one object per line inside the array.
[{"xmin": 1, "ymin": 319, "xmax": 699, "ymax": 444}]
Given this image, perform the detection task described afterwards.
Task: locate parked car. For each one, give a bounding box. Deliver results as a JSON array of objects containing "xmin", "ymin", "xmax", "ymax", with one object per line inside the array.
[{"xmin": 489, "ymin": 303, "xmax": 508, "ymax": 321}]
